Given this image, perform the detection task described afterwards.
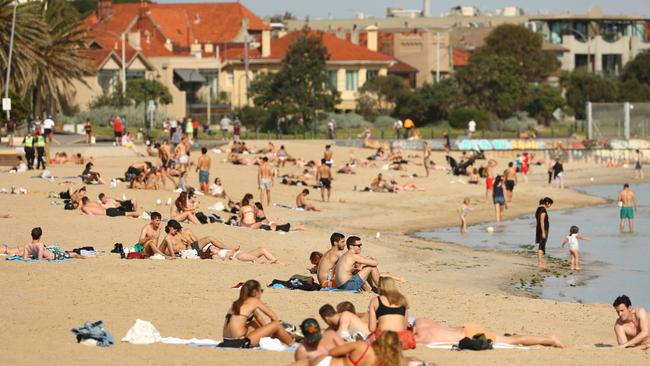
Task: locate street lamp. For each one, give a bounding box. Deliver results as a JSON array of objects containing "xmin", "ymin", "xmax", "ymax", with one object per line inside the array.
[
  {"xmin": 3, "ymin": 0, "xmax": 18, "ymax": 122},
  {"xmin": 96, "ymin": 29, "xmax": 127, "ymax": 94}
]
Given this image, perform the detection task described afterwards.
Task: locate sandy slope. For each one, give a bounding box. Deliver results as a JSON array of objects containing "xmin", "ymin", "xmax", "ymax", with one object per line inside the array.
[{"xmin": 0, "ymin": 140, "xmax": 647, "ymax": 365}]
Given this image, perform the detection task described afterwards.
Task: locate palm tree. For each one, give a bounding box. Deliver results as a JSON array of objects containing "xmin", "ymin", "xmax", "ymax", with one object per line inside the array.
[
  {"xmin": 31, "ymin": 0, "xmax": 91, "ymax": 115},
  {"xmin": 0, "ymin": 0, "xmax": 48, "ymax": 97}
]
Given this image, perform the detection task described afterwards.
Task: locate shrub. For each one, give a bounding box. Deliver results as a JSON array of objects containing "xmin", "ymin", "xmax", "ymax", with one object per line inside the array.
[{"xmin": 447, "ymin": 107, "xmax": 489, "ymax": 129}]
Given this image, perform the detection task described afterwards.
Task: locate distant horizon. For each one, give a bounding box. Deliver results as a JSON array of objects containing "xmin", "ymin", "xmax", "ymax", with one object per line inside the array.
[{"xmin": 157, "ymin": 0, "xmax": 650, "ymax": 19}]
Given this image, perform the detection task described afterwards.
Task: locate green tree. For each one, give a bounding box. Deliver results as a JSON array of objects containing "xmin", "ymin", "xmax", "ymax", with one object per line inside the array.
[
  {"xmin": 525, "ymin": 84, "xmax": 565, "ymax": 125},
  {"xmin": 621, "ymin": 50, "xmax": 650, "ymax": 86},
  {"xmin": 90, "ymin": 80, "xmax": 172, "ymax": 108},
  {"xmin": 394, "ymin": 78, "xmax": 461, "ymax": 124},
  {"xmin": 356, "ymin": 75, "xmax": 408, "ymax": 116},
  {"xmin": 250, "ymin": 29, "xmax": 340, "ymax": 129},
  {"xmin": 563, "ymin": 70, "xmax": 619, "ymax": 119},
  {"xmin": 479, "ymin": 24, "xmax": 560, "ymax": 82},
  {"xmin": 447, "ymin": 107, "xmax": 489, "ymax": 129},
  {"xmin": 617, "ymin": 79, "xmax": 650, "ymax": 103},
  {"xmin": 455, "ymin": 54, "xmax": 529, "ymax": 119}
]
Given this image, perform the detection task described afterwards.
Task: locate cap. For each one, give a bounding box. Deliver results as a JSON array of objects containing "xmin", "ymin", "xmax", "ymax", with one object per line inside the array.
[{"xmin": 300, "ymin": 318, "xmax": 321, "ymax": 344}]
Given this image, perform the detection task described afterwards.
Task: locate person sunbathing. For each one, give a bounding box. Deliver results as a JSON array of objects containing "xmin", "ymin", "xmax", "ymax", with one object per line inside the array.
[
  {"xmin": 171, "ymin": 191, "xmax": 201, "ymax": 224},
  {"xmin": 222, "ymin": 279, "xmax": 294, "ymax": 348},
  {"xmin": 366, "ymin": 277, "xmax": 415, "ymax": 350},
  {"xmin": 98, "ymin": 193, "xmax": 137, "ymax": 212},
  {"xmin": 390, "ymin": 180, "xmax": 424, "ymax": 192},
  {"xmin": 412, "ymin": 317, "xmax": 565, "ymax": 348},
  {"xmin": 130, "ymin": 168, "xmax": 160, "ymax": 190},
  {"xmin": 79, "ymin": 197, "xmax": 141, "ymax": 218},
  {"xmin": 366, "ymin": 173, "xmax": 393, "ymax": 193},
  {"xmin": 228, "ymin": 152, "xmax": 254, "ymax": 165},
  {"xmin": 16, "ymin": 227, "xmax": 86, "ymax": 260},
  {"xmin": 293, "ymin": 318, "xmax": 344, "ymax": 363},
  {"xmin": 337, "ymin": 164, "xmax": 356, "ymax": 174},
  {"xmin": 305, "ymin": 331, "xmax": 425, "ymax": 366},
  {"xmin": 81, "ymin": 162, "xmax": 106, "ymax": 184},
  {"xmin": 49, "ymin": 152, "xmax": 92, "ymax": 165},
  {"xmin": 319, "ymin": 304, "xmax": 369, "ymax": 341}
]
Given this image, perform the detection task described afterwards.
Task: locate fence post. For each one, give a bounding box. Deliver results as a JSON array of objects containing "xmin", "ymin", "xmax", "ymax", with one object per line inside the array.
[
  {"xmin": 586, "ymin": 101, "xmax": 593, "ymax": 140},
  {"xmin": 624, "ymin": 102, "xmax": 631, "ymax": 141},
  {"xmin": 256, "ymin": 130, "xmax": 259, "ymax": 140},
  {"xmin": 380, "ymin": 130, "xmax": 384, "ymax": 140}
]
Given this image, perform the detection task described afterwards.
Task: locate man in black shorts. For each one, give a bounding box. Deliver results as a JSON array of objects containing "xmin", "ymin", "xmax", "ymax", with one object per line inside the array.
[
  {"xmin": 316, "ymin": 159, "xmax": 333, "ymax": 202},
  {"xmin": 504, "ymin": 162, "xmax": 517, "ymax": 202},
  {"xmin": 535, "ymin": 197, "xmax": 553, "ymax": 268}
]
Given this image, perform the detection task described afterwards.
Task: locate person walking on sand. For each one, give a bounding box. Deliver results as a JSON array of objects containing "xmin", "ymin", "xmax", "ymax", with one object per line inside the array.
[
  {"xmin": 492, "ymin": 175, "xmax": 506, "ymax": 223},
  {"xmin": 552, "ymin": 158, "xmax": 564, "ymax": 189},
  {"xmin": 84, "ymin": 119, "xmax": 93, "ymax": 145},
  {"xmin": 634, "ymin": 149, "xmax": 644, "ymax": 180},
  {"xmin": 316, "ymin": 159, "xmax": 333, "ymax": 202},
  {"xmin": 258, "ymin": 156, "xmax": 274, "ymax": 206},
  {"xmin": 484, "ymin": 159, "xmax": 496, "ymax": 203},
  {"xmin": 323, "ymin": 145, "xmax": 334, "ymax": 167},
  {"xmin": 423, "ymin": 141, "xmax": 432, "ymax": 177},
  {"xmin": 561, "ymin": 225, "xmax": 590, "ymax": 271},
  {"xmin": 459, "ymin": 198, "xmax": 472, "ymax": 234},
  {"xmin": 613, "ymin": 295, "xmax": 650, "ymax": 349},
  {"xmin": 196, "ymin": 147, "xmax": 211, "ymax": 195},
  {"xmin": 618, "ymin": 183, "xmax": 637, "ymax": 233},
  {"xmin": 504, "ymin": 161, "xmax": 517, "ymax": 202},
  {"xmin": 535, "ymin": 197, "xmax": 554, "ymax": 269}
]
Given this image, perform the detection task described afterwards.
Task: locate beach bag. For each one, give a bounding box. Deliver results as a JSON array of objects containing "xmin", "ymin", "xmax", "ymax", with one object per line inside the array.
[
  {"xmin": 64, "ymin": 201, "xmax": 75, "ymax": 210},
  {"xmin": 195, "ymin": 211, "xmax": 209, "ymax": 224},
  {"xmin": 126, "ymin": 252, "xmax": 144, "ymax": 260},
  {"xmin": 457, "ymin": 333, "xmax": 493, "ymax": 351},
  {"xmin": 59, "ymin": 191, "xmax": 71, "ymax": 199}
]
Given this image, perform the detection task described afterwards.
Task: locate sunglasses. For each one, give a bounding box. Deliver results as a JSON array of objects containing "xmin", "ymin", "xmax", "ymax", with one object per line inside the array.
[{"xmin": 351, "ymin": 243, "xmax": 363, "ymax": 248}]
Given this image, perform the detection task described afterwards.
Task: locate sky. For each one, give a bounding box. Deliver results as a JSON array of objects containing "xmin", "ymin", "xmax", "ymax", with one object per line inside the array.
[{"xmin": 161, "ymin": 1, "xmax": 650, "ymax": 19}]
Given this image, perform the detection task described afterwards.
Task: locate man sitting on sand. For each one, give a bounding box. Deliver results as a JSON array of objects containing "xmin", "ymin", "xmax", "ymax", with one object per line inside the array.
[
  {"xmin": 336, "ymin": 236, "xmax": 380, "ymax": 292},
  {"xmin": 337, "ymin": 301, "xmax": 370, "ymax": 325},
  {"xmin": 99, "ymin": 193, "xmax": 137, "ymax": 212},
  {"xmin": 413, "ymin": 317, "xmax": 564, "ymax": 348},
  {"xmin": 80, "ymin": 197, "xmax": 141, "ymax": 218},
  {"xmin": 293, "ymin": 318, "xmax": 344, "ymax": 363},
  {"xmin": 137, "ymin": 212, "xmax": 171, "ymax": 259},
  {"xmin": 319, "ymin": 304, "xmax": 370, "ymax": 341},
  {"xmin": 317, "ymin": 233, "xmax": 346, "ymax": 286},
  {"xmin": 13, "ymin": 227, "xmax": 86, "ymax": 260},
  {"xmin": 613, "ymin": 295, "xmax": 650, "ymax": 349},
  {"xmin": 296, "ymin": 189, "xmax": 320, "ymax": 211}
]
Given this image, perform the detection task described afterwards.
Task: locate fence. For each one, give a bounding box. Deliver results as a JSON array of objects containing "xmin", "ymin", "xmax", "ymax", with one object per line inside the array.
[{"xmin": 587, "ymin": 102, "xmax": 650, "ymax": 140}]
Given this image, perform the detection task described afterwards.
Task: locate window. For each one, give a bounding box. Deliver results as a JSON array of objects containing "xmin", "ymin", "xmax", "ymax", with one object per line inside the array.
[
  {"xmin": 126, "ymin": 70, "xmax": 145, "ymax": 79},
  {"xmin": 345, "ymin": 70, "xmax": 358, "ymax": 91},
  {"xmin": 602, "ymin": 54, "xmax": 622, "ymax": 76},
  {"xmin": 366, "ymin": 70, "xmax": 379, "ymax": 81},
  {"xmin": 227, "ymin": 71, "xmax": 234, "ymax": 86},
  {"xmin": 98, "ymin": 70, "xmax": 118, "ymax": 94},
  {"xmin": 326, "ymin": 70, "xmax": 338, "ymax": 90}
]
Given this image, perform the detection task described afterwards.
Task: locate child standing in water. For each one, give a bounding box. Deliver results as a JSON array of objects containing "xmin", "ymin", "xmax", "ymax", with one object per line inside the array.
[
  {"xmin": 459, "ymin": 198, "xmax": 472, "ymax": 234},
  {"xmin": 561, "ymin": 225, "xmax": 590, "ymax": 271}
]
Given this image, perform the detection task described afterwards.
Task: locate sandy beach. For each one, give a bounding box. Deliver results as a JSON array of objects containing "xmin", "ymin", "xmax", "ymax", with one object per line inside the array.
[{"xmin": 0, "ymin": 140, "xmax": 648, "ymax": 365}]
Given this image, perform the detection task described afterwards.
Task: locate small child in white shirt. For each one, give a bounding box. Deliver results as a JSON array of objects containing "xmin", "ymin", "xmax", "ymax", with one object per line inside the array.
[{"xmin": 561, "ymin": 225, "xmax": 590, "ymax": 271}]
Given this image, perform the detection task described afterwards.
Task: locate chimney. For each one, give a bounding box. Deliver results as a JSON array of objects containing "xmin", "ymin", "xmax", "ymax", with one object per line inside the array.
[
  {"xmin": 422, "ymin": 0, "xmax": 430, "ymax": 17},
  {"xmin": 128, "ymin": 30, "xmax": 141, "ymax": 50},
  {"xmin": 365, "ymin": 25, "xmax": 378, "ymax": 52},
  {"xmin": 97, "ymin": 0, "xmax": 112, "ymax": 19},
  {"xmin": 261, "ymin": 29, "xmax": 271, "ymax": 57}
]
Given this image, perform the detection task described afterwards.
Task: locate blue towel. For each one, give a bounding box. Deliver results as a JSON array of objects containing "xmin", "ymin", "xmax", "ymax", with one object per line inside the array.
[
  {"xmin": 4, "ymin": 255, "xmax": 72, "ymax": 262},
  {"xmin": 319, "ymin": 287, "xmax": 361, "ymax": 293}
]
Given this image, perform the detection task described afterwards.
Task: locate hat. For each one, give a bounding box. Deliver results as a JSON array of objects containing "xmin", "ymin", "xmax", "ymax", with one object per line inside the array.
[
  {"xmin": 165, "ymin": 219, "xmax": 182, "ymax": 231},
  {"xmin": 300, "ymin": 318, "xmax": 321, "ymax": 344}
]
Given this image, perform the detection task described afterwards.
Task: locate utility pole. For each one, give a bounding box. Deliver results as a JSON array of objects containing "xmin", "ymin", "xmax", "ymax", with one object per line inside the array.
[{"xmin": 3, "ymin": 1, "xmax": 18, "ymax": 121}]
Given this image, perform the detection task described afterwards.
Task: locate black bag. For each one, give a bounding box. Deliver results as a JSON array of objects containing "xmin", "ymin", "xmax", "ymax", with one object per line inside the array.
[
  {"xmin": 457, "ymin": 333, "xmax": 493, "ymax": 351},
  {"xmin": 59, "ymin": 191, "xmax": 71, "ymax": 199},
  {"xmin": 217, "ymin": 337, "xmax": 251, "ymax": 349},
  {"xmin": 64, "ymin": 201, "xmax": 75, "ymax": 210},
  {"xmin": 195, "ymin": 211, "xmax": 209, "ymax": 224}
]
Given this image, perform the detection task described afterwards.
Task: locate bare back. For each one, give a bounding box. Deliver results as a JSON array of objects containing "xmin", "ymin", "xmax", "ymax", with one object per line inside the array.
[{"xmin": 317, "ymin": 248, "xmax": 343, "ymax": 284}]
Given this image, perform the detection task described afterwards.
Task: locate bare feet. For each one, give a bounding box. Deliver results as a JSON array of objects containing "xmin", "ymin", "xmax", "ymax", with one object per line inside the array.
[{"xmin": 550, "ymin": 335, "xmax": 565, "ymax": 348}]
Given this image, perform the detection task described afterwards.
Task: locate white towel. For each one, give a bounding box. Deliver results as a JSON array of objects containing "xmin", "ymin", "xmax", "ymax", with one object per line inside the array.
[
  {"xmin": 121, "ymin": 319, "xmax": 162, "ymax": 344},
  {"xmin": 160, "ymin": 337, "xmax": 220, "ymax": 347},
  {"xmin": 426, "ymin": 342, "xmax": 528, "ymax": 350}
]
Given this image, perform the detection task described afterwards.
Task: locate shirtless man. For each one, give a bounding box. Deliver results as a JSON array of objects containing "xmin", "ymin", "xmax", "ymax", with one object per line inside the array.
[
  {"xmin": 503, "ymin": 161, "xmax": 517, "ymax": 202},
  {"xmin": 174, "ymin": 136, "xmax": 189, "ymax": 173},
  {"xmin": 21, "ymin": 227, "xmax": 85, "ymax": 260},
  {"xmin": 293, "ymin": 318, "xmax": 344, "ymax": 363},
  {"xmin": 98, "ymin": 193, "xmax": 137, "ymax": 212},
  {"xmin": 137, "ymin": 212, "xmax": 170, "ymax": 258},
  {"xmin": 337, "ymin": 301, "xmax": 370, "ymax": 325},
  {"xmin": 196, "ymin": 147, "xmax": 211, "ymax": 195},
  {"xmin": 336, "ymin": 236, "xmax": 380, "ymax": 292},
  {"xmin": 316, "ymin": 159, "xmax": 333, "ymax": 202},
  {"xmin": 158, "ymin": 220, "xmax": 188, "ymax": 256},
  {"xmin": 296, "ymin": 189, "xmax": 319, "ymax": 211},
  {"xmin": 258, "ymin": 156, "xmax": 274, "ymax": 206},
  {"xmin": 423, "ymin": 141, "xmax": 432, "ymax": 177},
  {"xmin": 319, "ymin": 304, "xmax": 369, "ymax": 341},
  {"xmin": 485, "ymin": 159, "xmax": 496, "ymax": 203},
  {"xmin": 323, "ymin": 145, "xmax": 334, "ymax": 167},
  {"xmin": 317, "ymin": 233, "xmax": 346, "ymax": 286},
  {"xmin": 618, "ymin": 183, "xmax": 637, "ymax": 233},
  {"xmin": 80, "ymin": 197, "xmax": 141, "ymax": 218},
  {"xmin": 613, "ymin": 295, "xmax": 650, "ymax": 349},
  {"xmin": 413, "ymin": 318, "xmax": 564, "ymax": 348},
  {"xmin": 156, "ymin": 140, "xmax": 177, "ymax": 188}
]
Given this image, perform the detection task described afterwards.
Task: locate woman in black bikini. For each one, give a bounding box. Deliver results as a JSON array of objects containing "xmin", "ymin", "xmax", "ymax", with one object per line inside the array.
[
  {"xmin": 221, "ymin": 280, "xmax": 294, "ymax": 348},
  {"xmin": 366, "ymin": 277, "xmax": 416, "ymax": 350}
]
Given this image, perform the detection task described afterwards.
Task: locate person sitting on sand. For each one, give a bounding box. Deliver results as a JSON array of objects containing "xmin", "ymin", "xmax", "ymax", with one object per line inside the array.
[
  {"xmin": 337, "ymin": 163, "xmax": 356, "ymax": 175},
  {"xmin": 79, "ymin": 197, "xmax": 141, "ymax": 218},
  {"xmin": 209, "ymin": 177, "xmax": 228, "ymax": 198},
  {"xmin": 336, "ymin": 236, "xmax": 380, "ymax": 292},
  {"xmin": 294, "ymin": 318, "xmax": 345, "ymax": 363},
  {"xmin": 296, "ymin": 189, "xmax": 320, "ymax": 211},
  {"xmin": 69, "ymin": 186, "xmax": 87, "ymax": 207},
  {"xmin": 228, "ymin": 152, "xmax": 254, "ymax": 166},
  {"xmin": 171, "ymin": 191, "xmax": 201, "ymax": 225},
  {"xmin": 6, "ymin": 156, "xmax": 27, "ymax": 173},
  {"xmin": 366, "ymin": 173, "xmax": 393, "ymax": 193},
  {"xmin": 317, "ymin": 233, "xmax": 346, "ymax": 286},
  {"xmin": 239, "ymin": 197, "xmax": 292, "ymax": 232},
  {"xmin": 222, "ymin": 279, "xmax": 295, "ymax": 348},
  {"xmin": 99, "ymin": 193, "xmax": 137, "ymax": 212},
  {"xmin": 19, "ymin": 227, "xmax": 86, "ymax": 260},
  {"xmin": 366, "ymin": 277, "xmax": 415, "ymax": 350},
  {"xmin": 277, "ymin": 145, "xmax": 290, "ymax": 167},
  {"xmin": 138, "ymin": 212, "xmax": 171, "ymax": 259},
  {"xmin": 308, "ymin": 251, "xmax": 323, "ymax": 274},
  {"xmin": 412, "ymin": 317, "xmax": 565, "ymax": 348},
  {"xmin": 319, "ymin": 304, "xmax": 369, "ymax": 342},
  {"xmin": 81, "ymin": 162, "xmax": 105, "ymax": 184},
  {"xmin": 613, "ymin": 295, "xmax": 650, "ymax": 349},
  {"xmin": 305, "ymin": 331, "xmax": 425, "ymax": 366},
  {"xmin": 336, "ymin": 302, "xmax": 369, "ymax": 325}
]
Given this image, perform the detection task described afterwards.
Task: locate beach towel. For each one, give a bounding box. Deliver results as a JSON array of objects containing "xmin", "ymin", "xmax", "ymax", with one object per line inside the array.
[
  {"xmin": 319, "ymin": 287, "xmax": 361, "ymax": 294},
  {"xmin": 159, "ymin": 337, "xmax": 296, "ymax": 352},
  {"xmin": 160, "ymin": 337, "xmax": 220, "ymax": 347},
  {"xmin": 273, "ymin": 203, "xmax": 304, "ymax": 211},
  {"xmin": 4, "ymin": 255, "xmax": 73, "ymax": 262},
  {"xmin": 426, "ymin": 342, "xmax": 528, "ymax": 350},
  {"xmin": 122, "ymin": 319, "xmax": 162, "ymax": 344}
]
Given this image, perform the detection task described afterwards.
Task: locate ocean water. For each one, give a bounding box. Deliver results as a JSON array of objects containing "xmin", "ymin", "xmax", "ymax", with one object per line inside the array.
[{"xmin": 413, "ymin": 183, "xmax": 650, "ymax": 308}]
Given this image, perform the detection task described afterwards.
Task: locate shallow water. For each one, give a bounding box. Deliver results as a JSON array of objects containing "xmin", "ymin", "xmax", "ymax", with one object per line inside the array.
[{"xmin": 413, "ymin": 183, "xmax": 650, "ymax": 307}]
